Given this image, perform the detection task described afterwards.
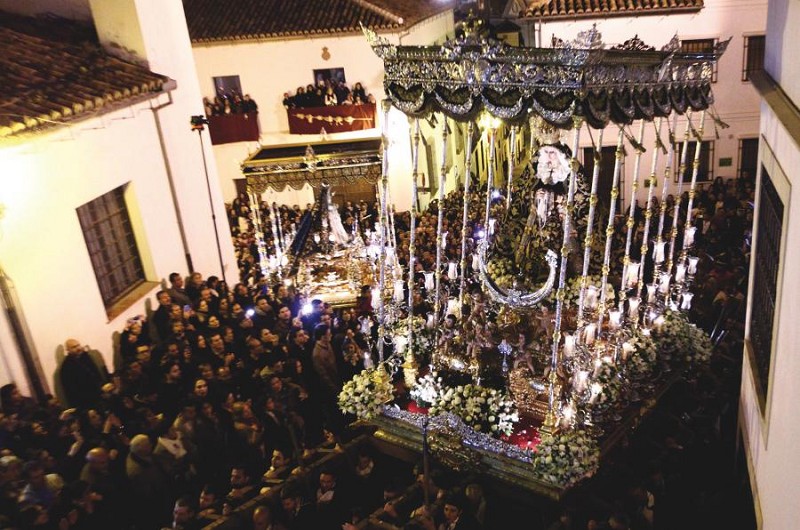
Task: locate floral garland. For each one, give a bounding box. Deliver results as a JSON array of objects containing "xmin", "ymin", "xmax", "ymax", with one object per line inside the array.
[
  {"xmin": 337, "ymin": 365, "xmax": 394, "ymax": 420},
  {"xmin": 652, "ymin": 310, "xmax": 713, "ymax": 367},
  {"xmin": 411, "ymin": 374, "xmax": 519, "ymax": 438},
  {"xmin": 533, "ymin": 430, "xmax": 600, "ymax": 487}
]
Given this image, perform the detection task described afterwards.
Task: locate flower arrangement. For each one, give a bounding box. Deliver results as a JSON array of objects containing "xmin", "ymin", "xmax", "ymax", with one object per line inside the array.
[
  {"xmin": 624, "ymin": 330, "xmax": 658, "ymax": 381},
  {"xmin": 652, "ymin": 310, "xmax": 713, "ymax": 367},
  {"xmin": 585, "ymin": 358, "xmax": 624, "ymax": 417},
  {"xmin": 533, "ymin": 430, "xmax": 600, "ymax": 487},
  {"xmin": 546, "ymin": 274, "xmax": 616, "ymax": 311},
  {"xmin": 337, "ymin": 365, "xmax": 394, "ymax": 420},
  {"xmin": 411, "ymin": 375, "xmax": 519, "ymax": 438}
]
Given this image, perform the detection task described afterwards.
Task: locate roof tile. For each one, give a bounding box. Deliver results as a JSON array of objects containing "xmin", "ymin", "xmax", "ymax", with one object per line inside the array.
[
  {"xmin": 183, "ymin": 0, "xmax": 456, "ymax": 43},
  {"xmin": 0, "ymin": 11, "xmax": 171, "ymax": 140},
  {"xmin": 524, "ymin": 0, "xmax": 703, "ymax": 18}
]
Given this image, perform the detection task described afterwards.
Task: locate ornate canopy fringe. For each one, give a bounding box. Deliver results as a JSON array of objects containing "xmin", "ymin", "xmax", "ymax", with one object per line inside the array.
[{"xmin": 365, "ymin": 25, "xmax": 729, "ymax": 128}]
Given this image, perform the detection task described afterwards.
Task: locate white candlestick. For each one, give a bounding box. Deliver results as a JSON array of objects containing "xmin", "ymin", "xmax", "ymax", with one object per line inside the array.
[
  {"xmin": 680, "ymin": 292, "xmax": 694, "ymax": 310},
  {"xmin": 675, "ymin": 264, "xmax": 686, "ymax": 283},
  {"xmin": 684, "ymin": 226, "xmax": 696, "ymax": 248},
  {"xmin": 576, "ymin": 370, "xmax": 589, "ymax": 392},
  {"xmin": 426, "ymin": 313, "xmax": 436, "ymax": 329},
  {"xmin": 393, "ymin": 280, "xmax": 405, "ymax": 303},
  {"xmin": 563, "ymin": 334, "xmax": 576, "ymax": 357},
  {"xmin": 621, "ymin": 341, "xmax": 635, "ymax": 361},
  {"xmin": 371, "ymin": 287, "xmax": 381, "ymax": 306},
  {"xmin": 628, "ymin": 297, "xmax": 640, "ymax": 319},
  {"xmin": 687, "ymin": 256, "xmax": 699, "ymax": 275},
  {"xmin": 472, "ymin": 253, "xmax": 480, "ymax": 270},
  {"xmin": 448, "ymin": 262, "xmax": 458, "ymax": 279},
  {"xmin": 658, "ymin": 272, "xmax": 671, "ymax": 294},
  {"xmin": 608, "ymin": 309, "xmax": 622, "ymax": 330},
  {"xmin": 626, "ymin": 262, "xmax": 640, "ymax": 289},
  {"xmin": 589, "ymin": 382, "xmax": 602, "ymax": 404},
  {"xmin": 585, "ymin": 286, "xmax": 599, "ymax": 310},
  {"xmin": 653, "ymin": 241, "xmax": 666, "ymax": 263},
  {"xmin": 488, "ymin": 219, "xmax": 496, "ymax": 235},
  {"xmin": 446, "ymin": 298, "xmax": 460, "ymax": 317},
  {"xmin": 424, "ymin": 272, "xmax": 435, "ymax": 291},
  {"xmin": 584, "ymin": 323, "xmax": 597, "ymax": 346},
  {"xmin": 646, "ymin": 283, "xmax": 657, "ymax": 301},
  {"xmin": 653, "ymin": 315, "xmax": 665, "ymax": 330}
]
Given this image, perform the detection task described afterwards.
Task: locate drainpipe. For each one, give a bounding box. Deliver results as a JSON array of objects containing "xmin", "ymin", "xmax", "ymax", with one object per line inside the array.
[
  {"xmin": 0, "ymin": 267, "xmax": 48, "ymax": 401},
  {"xmin": 149, "ymin": 81, "xmax": 194, "ymax": 273}
]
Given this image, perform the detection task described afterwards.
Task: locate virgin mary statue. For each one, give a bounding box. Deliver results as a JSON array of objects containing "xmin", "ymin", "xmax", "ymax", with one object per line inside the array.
[{"xmin": 319, "ymin": 182, "xmax": 351, "ymax": 245}]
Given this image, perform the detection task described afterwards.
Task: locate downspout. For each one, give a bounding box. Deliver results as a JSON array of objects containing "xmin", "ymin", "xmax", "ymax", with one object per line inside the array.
[
  {"xmin": 0, "ymin": 267, "xmax": 48, "ymax": 401},
  {"xmin": 149, "ymin": 80, "xmax": 194, "ymax": 273}
]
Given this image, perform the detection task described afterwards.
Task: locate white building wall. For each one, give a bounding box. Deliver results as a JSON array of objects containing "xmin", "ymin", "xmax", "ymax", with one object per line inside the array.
[
  {"xmin": 530, "ymin": 0, "xmax": 766, "ymax": 205},
  {"xmin": 739, "ymin": 0, "xmax": 800, "ymax": 526},
  {"xmin": 0, "ymin": 100, "xmax": 190, "ymax": 393}
]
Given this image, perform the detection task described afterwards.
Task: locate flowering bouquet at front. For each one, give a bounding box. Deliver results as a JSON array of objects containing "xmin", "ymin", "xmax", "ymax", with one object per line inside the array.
[
  {"xmin": 533, "ymin": 430, "xmax": 600, "ymax": 487},
  {"xmin": 546, "ymin": 275, "xmax": 616, "ymax": 311},
  {"xmin": 413, "ymin": 377, "xmax": 519, "ymax": 438},
  {"xmin": 393, "ymin": 316, "xmax": 434, "ymax": 357},
  {"xmin": 584, "ymin": 359, "xmax": 624, "ymax": 417},
  {"xmin": 338, "ymin": 365, "xmax": 394, "ymax": 420},
  {"xmin": 625, "ymin": 330, "xmax": 658, "ymax": 381},
  {"xmin": 653, "ymin": 310, "xmax": 713, "ymax": 368}
]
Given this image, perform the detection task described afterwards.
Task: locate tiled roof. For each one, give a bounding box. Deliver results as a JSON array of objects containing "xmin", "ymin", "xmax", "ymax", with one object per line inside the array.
[
  {"xmin": 0, "ymin": 11, "xmax": 171, "ymax": 141},
  {"xmin": 183, "ymin": 0, "xmax": 456, "ymax": 43},
  {"xmin": 523, "ymin": 0, "xmax": 704, "ymax": 19}
]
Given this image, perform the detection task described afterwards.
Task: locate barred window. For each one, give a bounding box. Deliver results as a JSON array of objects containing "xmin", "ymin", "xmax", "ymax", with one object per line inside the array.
[
  {"xmin": 680, "ymin": 38, "xmax": 718, "ymax": 83},
  {"xmin": 76, "ymin": 185, "xmax": 145, "ymax": 309},
  {"xmin": 742, "ymin": 35, "xmax": 766, "ymax": 81}
]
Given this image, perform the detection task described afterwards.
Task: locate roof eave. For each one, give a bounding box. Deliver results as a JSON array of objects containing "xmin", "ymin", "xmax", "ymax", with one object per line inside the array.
[
  {"xmin": 520, "ymin": 6, "xmax": 703, "ymax": 21},
  {"xmin": 0, "ymin": 78, "xmax": 176, "ymax": 146}
]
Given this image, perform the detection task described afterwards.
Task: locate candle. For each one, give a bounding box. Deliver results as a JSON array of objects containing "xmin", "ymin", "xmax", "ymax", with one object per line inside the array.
[
  {"xmin": 472, "ymin": 253, "xmax": 480, "ymax": 270},
  {"xmin": 628, "ymin": 297, "xmax": 640, "ymax": 319},
  {"xmin": 313, "ymin": 233, "xmax": 321, "ymax": 244},
  {"xmin": 563, "ymin": 334, "xmax": 576, "ymax": 357},
  {"xmin": 585, "ymin": 286, "xmax": 599, "ymax": 310},
  {"xmin": 448, "ymin": 262, "xmax": 458, "ymax": 279},
  {"xmin": 680, "ymin": 292, "xmax": 694, "ymax": 310},
  {"xmin": 424, "ymin": 272, "xmax": 435, "ymax": 291},
  {"xmin": 687, "ymin": 256, "xmax": 699, "ymax": 275},
  {"xmin": 393, "ymin": 280, "xmax": 405, "ymax": 303},
  {"xmin": 626, "ymin": 262, "xmax": 640, "ymax": 289},
  {"xmin": 684, "ymin": 226, "xmax": 696, "ymax": 248},
  {"xmin": 653, "ymin": 315, "xmax": 665, "ymax": 330},
  {"xmin": 653, "ymin": 241, "xmax": 666, "ymax": 263},
  {"xmin": 394, "ymin": 336, "xmax": 407, "ymax": 354},
  {"xmin": 371, "ymin": 287, "xmax": 381, "ymax": 306},
  {"xmin": 675, "ymin": 264, "xmax": 686, "ymax": 283},
  {"xmin": 608, "ymin": 309, "xmax": 622, "ymax": 330},
  {"xmin": 621, "ymin": 341, "xmax": 635, "ymax": 361},
  {"xmin": 646, "ymin": 283, "xmax": 657, "ymax": 301},
  {"xmin": 592, "ymin": 358, "xmax": 603, "ymax": 378}
]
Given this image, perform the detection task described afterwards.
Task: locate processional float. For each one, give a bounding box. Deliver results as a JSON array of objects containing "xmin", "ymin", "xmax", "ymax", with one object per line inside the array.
[{"xmin": 348, "ymin": 21, "xmax": 727, "ymax": 497}]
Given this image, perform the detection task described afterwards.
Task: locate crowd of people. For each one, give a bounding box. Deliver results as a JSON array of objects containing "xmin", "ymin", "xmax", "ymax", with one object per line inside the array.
[
  {"xmin": 0, "ymin": 171, "xmax": 755, "ymax": 530},
  {"xmin": 282, "ymin": 80, "xmax": 374, "ymax": 109},
  {"xmin": 203, "ymin": 91, "xmax": 259, "ymax": 117}
]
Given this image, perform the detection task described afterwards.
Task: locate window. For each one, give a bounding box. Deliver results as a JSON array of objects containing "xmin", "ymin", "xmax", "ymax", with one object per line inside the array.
[
  {"xmin": 675, "ymin": 140, "xmax": 714, "ymax": 182},
  {"xmin": 213, "ymin": 75, "xmax": 242, "ymax": 100},
  {"xmin": 742, "ymin": 35, "xmax": 766, "ymax": 81},
  {"xmin": 680, "ymin": 38, "xmax": 718, "ymax": 82},
  {"xmin": 738, "ymin": 138, "xmax": 759, "ymax": 180},
  {"xmin": 77, "ymin": 185, "xmax": 145, "ymax": 310}
]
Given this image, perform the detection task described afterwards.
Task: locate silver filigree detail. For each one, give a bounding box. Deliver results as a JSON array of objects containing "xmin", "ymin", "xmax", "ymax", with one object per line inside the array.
[
  {"xmin": 477, "ymin": 239, "xmax": 557, "ymax": 307},
  {"xmin": 611, "ymin": 35, "xmax": 655, "ymax": 52},
  {"xmin": 661, "ymin": 34, "xmax": 681, "ymax": 53},
  {"xmin": 571, "ymin": 24, "xmax": 604, "ymax": 50}
]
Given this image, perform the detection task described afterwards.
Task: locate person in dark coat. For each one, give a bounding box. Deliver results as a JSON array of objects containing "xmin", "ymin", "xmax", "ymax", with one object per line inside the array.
[{"xmin": 61, "ymin": 338, "xmax": 105, "ymax": 409}]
